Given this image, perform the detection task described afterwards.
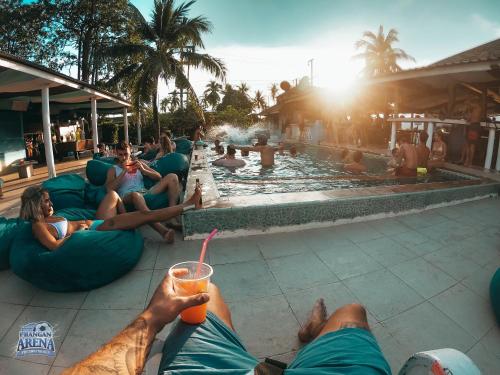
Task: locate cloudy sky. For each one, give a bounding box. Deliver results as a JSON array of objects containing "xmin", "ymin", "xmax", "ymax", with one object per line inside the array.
[{"xmin": 132, "ymin": 0, "xmax": 500, "ymax": 102}]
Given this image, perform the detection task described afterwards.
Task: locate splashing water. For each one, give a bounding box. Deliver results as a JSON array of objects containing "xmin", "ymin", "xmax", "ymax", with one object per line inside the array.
[{"xmin": 207, "ymin": 123, "xmax": 271, "ymax": 145}]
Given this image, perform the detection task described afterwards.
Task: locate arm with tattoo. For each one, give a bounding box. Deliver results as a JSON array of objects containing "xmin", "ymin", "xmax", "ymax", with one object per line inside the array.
[{"xmin": 63, "ymin": 271, "xmax": 209, "ymax": 375}]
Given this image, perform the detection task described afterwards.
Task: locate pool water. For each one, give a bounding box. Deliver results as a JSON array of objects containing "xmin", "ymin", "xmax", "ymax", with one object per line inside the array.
[{"xmin": 207, "ymin": 144, "xmax": 474, "ymax": 197}]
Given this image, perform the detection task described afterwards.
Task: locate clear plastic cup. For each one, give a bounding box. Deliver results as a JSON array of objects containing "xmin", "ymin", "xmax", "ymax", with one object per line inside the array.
[{"xmin": 169, "ymin": 261, "xmax": 213, "ymax": 324}]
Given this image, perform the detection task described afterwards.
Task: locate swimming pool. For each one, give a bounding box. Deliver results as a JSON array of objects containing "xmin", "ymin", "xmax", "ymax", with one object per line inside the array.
[{"xmin": 207, "ymin": 144, "xmax": 475, "ymax": 196}]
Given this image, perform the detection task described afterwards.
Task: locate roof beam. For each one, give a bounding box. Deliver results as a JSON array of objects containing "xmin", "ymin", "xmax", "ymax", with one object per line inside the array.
[{"xmin": 460, "ymin": 82, "xmax": 500, "ymax": 104}]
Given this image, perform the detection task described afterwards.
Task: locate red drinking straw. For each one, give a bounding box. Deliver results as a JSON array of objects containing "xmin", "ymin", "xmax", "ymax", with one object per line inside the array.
[{"xmin": 195, "ymin": 228, "xmax": 218, "ymax": 277}]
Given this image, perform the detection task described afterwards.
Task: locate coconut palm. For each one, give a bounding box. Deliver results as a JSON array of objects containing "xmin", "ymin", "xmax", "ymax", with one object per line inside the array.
[
  {"xmin": 107, "ymin": 0, "xmax": 226, "ymax": 139},
  {"xmin": 169, "ymin": 90, "xmax": 180, "ymax": 112},
  {"xmin": 237, "ymin": 82, "xmax": 250, "ymax": 97},
  {"xmin": 160, "ymin": 97, "xmax": 170, "ymax": 113},
  {"xmin": 204, "ymin": 80, "xmax": 222, "ymax": 110},
  {"xmin": 270, "ymin": 83, "xmax": 279, "ymax": 103},
  {"xmin": 253, "ymin": 90, "xmax": 267, "ymax": 112},
  {"xmin": 353, "ymin": 25, "xmax": 415, "ymax": 77}
]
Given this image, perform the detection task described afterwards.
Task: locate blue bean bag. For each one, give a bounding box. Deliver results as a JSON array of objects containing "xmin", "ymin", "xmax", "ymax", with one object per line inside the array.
[
  {"xmin": 42, "ymin": 174, "xmax": 86, "ymax": 211},
  {"xmin": 56, "ymin": 207, "xmax": 97, "ymax": 221},
  {"xmin": 491, "ymin": 268, "xmax": 500, "ymax": 324},
  {"xmin": 149, "ymin": 153, "xmax": 189, "ymax": 178},
  {"xmin": 10, "ymin": 221, "xmax": 144, "ymax": 292},
  {"xmin": 173, "ymin": 138, "xmax": 193, "ymax": 155},
  {"xmin": 86, "ymin": 159, "xmax": 113, "ymax": 186},
  {"xmin": 140, "ymin": 148, "xmax": 159, "ymax": 161},
  {"xmin": 0, "ymin": 218, "xmax": 29, "ymax": 270}
]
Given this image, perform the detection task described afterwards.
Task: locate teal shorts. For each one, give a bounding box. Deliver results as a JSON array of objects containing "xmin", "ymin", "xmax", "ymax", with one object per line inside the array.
[
  {"xmin": 158, "ymin": 312, "xmax": 391, "ymax": 375},
  {"xmin": 89, "ymin": 219, "xmax": 104, "ymax": 231}
]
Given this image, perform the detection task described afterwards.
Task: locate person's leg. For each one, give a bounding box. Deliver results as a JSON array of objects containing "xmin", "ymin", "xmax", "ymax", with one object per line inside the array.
[
  {"xmin": 468, "ymin": 143, "xmax": 476, "ymax": 166},
  {"xmin": 148, "ymin": 173, "xmax": 180, "ymax": 207},
  {"xmin": 96, "ymin": 187, "xmax": 201, "ymax": 232},
  {"xmin": 207, "ymin": 283, "xmax": 235, "ymax": 331},
  {"xmin": 316, "ymin": 303, "xmax": 370, "ymax": 338},
  {"xmin": 128, "ymin": 192, "xmax": 174, "ymax": 243},
  {"xmin": 95, "ymin": 191, "xmax": 126, "ymax": 220}
]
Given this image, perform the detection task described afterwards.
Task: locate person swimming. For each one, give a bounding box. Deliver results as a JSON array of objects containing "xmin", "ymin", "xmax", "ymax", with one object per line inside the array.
[
  {"xmin": 231, "ymin": 136, "xmax": 282, "ymax": 167},
  {"xmin": 212, "ymin": 145, "xmax": 246, "ymax": 168},
  {"xmin": 344, "ymin": 150, "xmax": 367, "ymax": 174}
]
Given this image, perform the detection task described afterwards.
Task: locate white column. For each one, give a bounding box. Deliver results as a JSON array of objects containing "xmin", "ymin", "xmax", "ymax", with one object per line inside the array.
[
  {"xmin": 390, "ymin": 122, "xmax": 397, "ymax": 150},
  {"xmin": 426, "ymin": 122, "xmax": 434, "ymax": 149},
  {"xmin": 484, "ymin": 125, "xmax": 495, "ymax": 169},
  {"xmin": 41, "ymin": 86, "xmax": 56, "ymax": 178},
  {"xmin": 91, "ymin": 97, "xmax": 98, "ymax": 152},
  {"xmin": 123, "ymin": 107, "xmax": 129, "ymax": 143},
  {"xmin": 496, "ymin": 128, "xmax": 500, "ymax": 171},
  {"xmin": 137, "ymin": 112, "xmax": 142, "ymax": 145}
]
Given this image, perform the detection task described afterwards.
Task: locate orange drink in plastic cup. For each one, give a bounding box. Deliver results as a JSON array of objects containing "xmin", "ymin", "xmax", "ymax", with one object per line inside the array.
[{"xmin": 169, "ymin": 261, "xmax": 213, "ymax": 324}]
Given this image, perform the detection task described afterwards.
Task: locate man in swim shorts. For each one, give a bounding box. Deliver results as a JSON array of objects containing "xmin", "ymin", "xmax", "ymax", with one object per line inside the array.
[
  {"xmin": 232, "ymin": 136, "xmax": 283, "ymax": 167},
  {"xmin": 63, "ymin": 275, "xmax": 391, "ymax": 375},
  {"xmin": 395, "ymin": 133, "xmax": 418, "ymax": 177}
]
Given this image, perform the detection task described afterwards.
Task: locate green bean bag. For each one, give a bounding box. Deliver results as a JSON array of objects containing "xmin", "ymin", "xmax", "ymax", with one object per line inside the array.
[
  {"xmin": 93, "ymin": 156, "xmax": 116, "ymax": 164},
  {"xmin": 173, "ymin": 138, "xmax": 193, "ymax": 155},
  {"xmin": 42, "ymin": 174, "xmax": 86, "ymax": 211},
  {"xmin": 86, "ymin": 159, "xmax": 113, "ymax": 186},
  {"xmin": 149, "ymin": 153, "xmax": 189, "ymax": 178},
  {"xmin": 0, "ymin": 218, "xmax": 29, "ymax": 270},
  {"xmin": 10, "ymin": 222, "xmax": 144, "ymax": 292},
  {"xmin": 491, "ymin": 268, "xmax": 500, "ymax": 324},
  {"xmin": 84, "ymin": 183, "xmax": 108, "ymax": 209},
  {"xmin": 55, "ymin": 207, "xmax": 97, "ymax": 221},
  {"xmin": 140, "ymin": 148, "xmax": 159, "ymax": 161}
]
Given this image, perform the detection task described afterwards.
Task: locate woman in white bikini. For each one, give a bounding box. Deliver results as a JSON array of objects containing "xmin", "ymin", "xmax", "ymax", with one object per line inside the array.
[
  {"xmin": 428, "ymin": 131, "xmax": 447, "ymax": 169},
  {"xmin": 19, "ymin": 185, "xmax": 201, "ymax": 251}
]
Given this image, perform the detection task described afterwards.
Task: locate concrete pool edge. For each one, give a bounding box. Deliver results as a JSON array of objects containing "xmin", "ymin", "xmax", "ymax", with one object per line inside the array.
[{"xmin": 182, "ymin": 181, "xmax": 500, "ymax": 239}]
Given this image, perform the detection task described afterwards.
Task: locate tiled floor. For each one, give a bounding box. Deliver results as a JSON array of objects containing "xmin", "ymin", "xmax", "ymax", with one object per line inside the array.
[{"xmin": 0, "ymin": 198, "xmax": 499, "ymax": 374}]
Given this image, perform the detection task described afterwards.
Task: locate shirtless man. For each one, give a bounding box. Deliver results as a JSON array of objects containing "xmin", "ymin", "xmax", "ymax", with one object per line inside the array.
[
  {"xmin": 212, "ymin": 145, "xmax": 246, "ymax": 169},
  {"xmin": 231, "ymin": 136, "xmax": 282, "ymax": 167},
  {"xmin": 344, "ymin": 151, "xmax": 367, "ymax": 174},
  {"xmin": 193, "ymin": 125, "xmax": 204, "ymax": 142},
  {"xmin": 463, "ymin": 100, "xmax": 482, "ymax": 166},
  {"xmin": 396, "ymin": 133, "xmax": 418, "ymax": 177},
  {"xmin": 416, "ymin": 131, "xmax": 430, "ymax": 168}
]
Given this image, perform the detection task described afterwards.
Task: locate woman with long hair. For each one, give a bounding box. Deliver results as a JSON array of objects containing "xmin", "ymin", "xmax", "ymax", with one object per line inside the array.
[{"xmin": 19, "ymin": 185, "xmax": 201, "ymax": 251}]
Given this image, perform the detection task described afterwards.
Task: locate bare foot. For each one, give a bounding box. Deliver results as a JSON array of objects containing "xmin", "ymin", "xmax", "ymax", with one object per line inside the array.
[
  {"xmin": 298, "ymin": 298, "xmax": 327, "ymax": 343},
  {"xmin": 186, "ymin": 186, "xmax": 203, "ymax": 209},
  {"xmin": 162, "ymin": 228, "xmax": 175, "ymax": 244}
]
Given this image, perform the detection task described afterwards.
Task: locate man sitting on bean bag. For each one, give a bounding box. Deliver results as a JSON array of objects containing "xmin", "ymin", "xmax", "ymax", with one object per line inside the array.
[{"xmin": 105, "ymin": 141, "xmax": 181, "ymax": 243}]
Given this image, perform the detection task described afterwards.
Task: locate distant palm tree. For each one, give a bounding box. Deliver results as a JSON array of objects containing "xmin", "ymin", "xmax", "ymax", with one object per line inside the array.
[
  {"xmin": 253, "ymin": 90, "xmax": 267, "ymax": 112},
  {"xmin": 204, "ymin": 80, "xmax": 223, "ymax": 110},
  {"xmin": 169, "ymin": 90, "xmax": 180, "ymax": 112},
  {"xmin": 160, "ymin": 97, "xmax": 170, "ymax": 113},
  {"xmin": 353, "ymin": 25, "xmax": 415, "ymax": 77},
  {"xmin": 270, "ymin": 83, "xmax": 279, "ymax": 103},
  {"xmin": 237, "ymin": 82, "xmax": 250, "ymax": 97},
  {"xmin": 107, "ymin": 0, "xmax": 226, "ymax": 139}
]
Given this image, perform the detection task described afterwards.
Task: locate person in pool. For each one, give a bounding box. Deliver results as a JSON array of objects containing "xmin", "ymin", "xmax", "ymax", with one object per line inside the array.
[
  {"xmin": 231, "ymin": 136, "xmax": 283, "ymax": 167},
  {"xmin": 395, "ymin": 133, "xmax": 418, "ymax": 177},
  {"xmin": 212, "ymin": 145, "xmax": 246, "ymax": 169},
  {"xmin": 19, "ymin": 185, "xmax": 202, "ymax": 251},
  {"xmin": 62, "ymin": 277, "xmax": 390, "ymax": 374},
  {"xmin": 344, "ymin": 150, "xmax": 367, "ymax": 174}
]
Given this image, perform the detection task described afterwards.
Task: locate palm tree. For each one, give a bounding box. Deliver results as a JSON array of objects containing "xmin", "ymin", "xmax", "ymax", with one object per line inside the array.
[
  {"xmin": 107, "ymin": 0, "xmax": 226, "ymax": 139},
  {"xmin": 169, "ymin": 90, "xmax": 180, "ymax": 112},
  {"xmin": 204, "ymin": 80, "xmax": 222, "ymax": 110},
  {"xmin": 270, "ymin": 83, "xmax": 279, "ymax": 103},
  {"xmin": 237, "ymin": 82, "xmax": 250, "ymax": 97},
  {"xmin": 160, "ymin": 97, "xmax": 170, "ymax": 113},
  {"xmin": 353, "ymin": 25, "xmax": 415, "ymax": 77},
  {"xmin": 253, "ymin": 90, "xmax": 267, "ymax": 112}
]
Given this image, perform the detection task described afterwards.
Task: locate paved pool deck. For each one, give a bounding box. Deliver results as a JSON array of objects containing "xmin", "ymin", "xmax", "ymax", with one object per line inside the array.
[{"xmin": 0, "ymin": 197, "xmax": 499, "ymax": 374}]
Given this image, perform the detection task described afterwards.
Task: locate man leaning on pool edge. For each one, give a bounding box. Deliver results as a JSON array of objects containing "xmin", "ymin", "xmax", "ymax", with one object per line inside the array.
[{"xmin": 62, "ymin": 274, "xmax": 391, "ymax": 375}]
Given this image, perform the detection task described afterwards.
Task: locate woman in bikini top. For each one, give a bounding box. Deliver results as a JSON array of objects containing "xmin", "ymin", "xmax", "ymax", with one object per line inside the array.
[{"xmin": 20, "ymin": 185, "xmax": 202, "ymax": 251}]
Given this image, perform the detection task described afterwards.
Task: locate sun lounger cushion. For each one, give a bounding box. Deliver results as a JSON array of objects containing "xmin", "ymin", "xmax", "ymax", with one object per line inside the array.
[
  {"xmin": 173, "ymin": 138, "xmax": 193, "ymax": 155},
  {"xmin": 42, "ymin": 174, "xmax": 86, "ymax": 211},
  {"xmin": 491, "ymin": 268, "xmax": 500, "ymax": 324},
  {"xmin": 10, "ymin": 222, "xmax": 144, "ymax": 292},
  {"xmin": 0, "ymin": 218, "xmax": 29, "ymax": 270}
]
